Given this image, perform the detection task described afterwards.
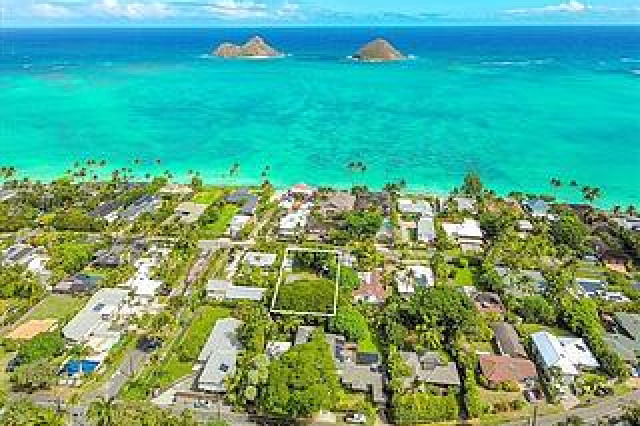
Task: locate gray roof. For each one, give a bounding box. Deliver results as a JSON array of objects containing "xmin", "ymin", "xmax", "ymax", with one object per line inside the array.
[
  {"xmin": 401, "ymin": 351, "xmax": 460, "ymax": 387},
  {"xmin": 244, "ymin": 252, "xmax": 277, "ymax": 268},
  {"xmin": 119, "ymin": 195, "xmax": 160, "ymax": 221},
  {"xmin": 523, "ymin": 199, "xmax": 550, "ymax": 215},
  {"xmin": 90, "ymin": 201, "xmax": 121, "ymax": 219},
  {"xmin": 294, "ymin": 326, "xmax": 315, "ymax": 346},
  {"xmin": 240, "ymin": 196, "xmax": 259, "ymax": 215},
  {"xmin": 197, "ymin": 318, "xmax": 243, "ymax": 392},
  {"xmin": 495, "ymin": 267, "xmax": 547, "ymax": 294},
  {"xmin": 206, "ymin": 279, "xmax": 266, "ymax": 301},
  {"xmin": 175, "ymin": 202, "xmax": 207, "ymax": 224},
  {"xmin": 577, "ymin": 278, "xmax": 606, "ymax": 296},
  {"xmin": 493, "ymin": 322, "xmax": 528, "ymax": 358},
  {"xmin": 604, "ymin": 333, "xmax": 640, "ymax": 363},
  {"xmin": 614, "ymin": 312, "xmax": 640, "ymax": 341},
  {"xmin": 2, "ymin": 244, "xmax": 35, "ymax": 265},
  {"xmin": 62, "ymin": 288, "xmax": 129, "ymax": 342}
]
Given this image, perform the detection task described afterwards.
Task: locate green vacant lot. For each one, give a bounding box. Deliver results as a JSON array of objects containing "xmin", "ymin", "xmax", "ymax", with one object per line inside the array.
[
  {"xmin": 274, "ymin": 276, "xmax": 336, "ymax": 314},
  {"xmin": 199, "ymin": 204, "xmax": 238, "ymax": 238},
  {"xmin": 192, "ymin": 188, "xmax": 227, "ymax": 205}
]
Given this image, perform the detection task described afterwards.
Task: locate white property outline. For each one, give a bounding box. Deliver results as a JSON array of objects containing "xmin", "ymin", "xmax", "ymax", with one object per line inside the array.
[{"xmin": 270, "ymin": 246, "xmax": 341, "ymax": 317}]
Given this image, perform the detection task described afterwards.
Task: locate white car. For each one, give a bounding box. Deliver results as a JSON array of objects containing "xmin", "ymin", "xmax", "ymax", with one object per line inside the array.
[{"xmin": 345, "ymin": 413, "xmax": 367, "ymax": 424}]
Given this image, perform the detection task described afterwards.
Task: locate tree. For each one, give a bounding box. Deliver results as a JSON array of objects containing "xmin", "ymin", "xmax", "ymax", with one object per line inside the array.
[
  {"xmin": 11, "ymin": 359, "xmax": 58, "ymax": 392},
  {"xmin": 259, "ymin": 330, "xmax": 339, "ymax": 418},
  {"xmin": 517, "ymin": 295, "xmax": 557, "ymax": 325},
  {"xmin": 330, "ymin": 306, "xmax": 369, "ymax": 342},
  {"xmin": 461, "ymin": 172, "xmax": 484, "ymax": 197},
  {"xmin": 550, "ymin": 212, "xmax": 588, "ymax": 253},
  {"xmin": 0, "ymin": 398, "xmax": 65, "ymax": 425}
]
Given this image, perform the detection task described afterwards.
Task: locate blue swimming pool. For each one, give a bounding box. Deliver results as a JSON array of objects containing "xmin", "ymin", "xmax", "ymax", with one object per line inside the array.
[{"xmin": 62, "ymin": 360, "xmax": 99, "ymax": 375}]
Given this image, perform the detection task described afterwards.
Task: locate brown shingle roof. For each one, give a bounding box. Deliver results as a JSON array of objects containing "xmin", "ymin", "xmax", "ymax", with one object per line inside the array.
[
  {"xmin": 493, "ymin": 322, "xmax": 528, "ymax": 358},
  {"xmin": 479, "ymin": 355, "xmax": 537, "ymax": 385}
]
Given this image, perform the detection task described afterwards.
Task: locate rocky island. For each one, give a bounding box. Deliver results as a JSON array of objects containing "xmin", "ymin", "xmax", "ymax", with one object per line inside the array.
[
  {"xmin": 213, "ymin": 36, "xmax": 283, "ymax": 59},
  {"xmin": 351, "ymin": 38, "xmax": 406, "ymax": 62}
]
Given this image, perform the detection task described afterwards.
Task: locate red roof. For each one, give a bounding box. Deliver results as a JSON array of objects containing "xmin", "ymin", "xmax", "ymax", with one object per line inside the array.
[
  {"xmin": 353, "ymin": 270, "xmax": 386, "ymax": 303},
  {"xmin": 478, "ymin": 355, "xmax": 537, "ymax": 385}
]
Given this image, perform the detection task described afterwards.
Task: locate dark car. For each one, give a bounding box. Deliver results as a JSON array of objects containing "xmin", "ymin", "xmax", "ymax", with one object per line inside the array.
[
  {"xmin": 6, "ymin": 355, "xmax": 24, "ymax": 373},
  {"xmin": 137, "ymin": 337, "xmax": 163, "ymax": 352}
]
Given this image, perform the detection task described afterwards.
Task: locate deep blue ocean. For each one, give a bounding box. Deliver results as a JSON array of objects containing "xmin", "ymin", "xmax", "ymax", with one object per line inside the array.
[{"xmin": 1, "ymin": 26, "xmax": 639, "ymax": 206}]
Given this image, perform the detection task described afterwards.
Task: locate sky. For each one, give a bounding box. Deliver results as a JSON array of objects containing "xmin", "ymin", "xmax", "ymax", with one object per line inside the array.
[{"xmin": 2, "ymin": 0, "xmax": 640, "ymax": 26}]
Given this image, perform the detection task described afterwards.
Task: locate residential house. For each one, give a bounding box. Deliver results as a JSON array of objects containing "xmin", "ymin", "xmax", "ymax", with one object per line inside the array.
[
  {"xmin": 93, "ymin": 244, "xmax": 127, "ymax": 268},
  {"xmin": 398, "ymin": 199, "xmax": 434, "ymax": 217},
  {"xmin": 522, "ymin": 199, "xmax": 553, "ymax": 219},
  {"xmin": 290, "ymin": 183, "xmax": 315, "ymax": 199},
  {"xmin": 279, "ymin": 208, "xmax": 310, "ymax": 238},
  {"xmin": 400, "ymin": 351, "xmax": 461, "ymax": 389},
  {"xmin": 478, "ymin": 355, "xmax": 538, "ymax": 388},
  {"xmin": 396, "ymin": 265, "xmax": 434, "ymax": 297},
  {"xmin": 417, "ymin": 216, "xmax": 436, "ymax": 244},
  {"xmin": 62, "ymin": 288, "xmax": 129, "ymax": 344},
  {"xmin": 354, "ymin": 269, "xmax": 386, "ymax": 304},
  {"xmin": 318, "ymin": 191, "xmax": 356, "ymax": 217},
  {"xmin": 226, "ymin": 188, "xmax": 259, "ymax": 216},
  {"xmin": 196, "ymin": 318, "xmax": 243, "ymax": 393},
  {"xmin": 228, "ymin": 214, "xmax": 252, "ymax": 238},
  {"xmin": 243, "ymin": 252, "xmax": 277, "ymax": 268},
  {"xmin": 206, "ymin": 279, "xmax": 266, "ymax": 302},
  {"xmin": 89, "ymin": 201, "xmax": 121, "ymax": 223},
  {"xmin": 495, "ymin": 267, "xmax": 548, "ymax": 295},
  {"xmin": 517, "ymin": 220, "xmax": 534, "ymax": 234},
  {"xmin": 53, "ymin": 273, "xmax": 102, "ymax": 295},
  {"xmin": 613, "ymin": 216, "xmax": 640, "ymax": 232},
  {"xmin": 493, "ymin": 322, "xmax": 528, "ymax": 358},
  {"xmin": 122, "ymin": 255, "xmax": 165, "ymax": 306},
  {"xmin": 174, "ymin": 202, "xmax": 207, "ymax": 224},
  {"xmin": 158, "ymin": 184, "xmax": 193, "ymax": 197},
  {"xmin": 0, "ymin": 189, "xmax": 17, "ymax": 202},
  {"xmin": 530, "ymin": 331, "xmax": 599, "ymax": 392},
  {"xmin": 453, "ymin": 197, "xmax": 476, "ymax": 213},
  {"xmin": 576, "ymin": 278, "xmax": 630, "ymax": 303},
  {"xmin": 266, "ymin": 342, "xmax": 291, "ymax": 359},
  {"xmin": 442, "ymin": 219, "xmax": 484, "ymax": 251},
  {"xmin": 354, "ymin": 190, "xmax": 392, "ymax": 214},
  {"xmin": 294, "ymin": 327, "xmax": 386, "ymax": 404},
  {"xmin": 119, "ymin": 195, "xmax": 161, "ymax": 222},
  {"xmin": 1, "ymin": 243, "xmax": 36, "ymax": 266},
  {"xmin": 605, "ymin": 312, "xmax": 640, "ymax": 373},
  {"xmin": 463, "ymin": 287, "xmax": 505, "ymax": 315}
]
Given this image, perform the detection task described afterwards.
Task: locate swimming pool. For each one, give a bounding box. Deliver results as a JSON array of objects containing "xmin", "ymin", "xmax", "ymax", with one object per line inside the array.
[{"xmin": 62, "ymin": 360, "xmax": 100, "ymax": 375}]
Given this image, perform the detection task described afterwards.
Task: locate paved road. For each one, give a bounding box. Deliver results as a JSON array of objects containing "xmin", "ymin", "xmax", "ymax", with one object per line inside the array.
[
  {"xmin": 101, "ymin": 348, "xmax": 150, "ymax": 400},
  {"xmin": 506, "ymin": 390, "xmax": 640, "ymax": 426}
]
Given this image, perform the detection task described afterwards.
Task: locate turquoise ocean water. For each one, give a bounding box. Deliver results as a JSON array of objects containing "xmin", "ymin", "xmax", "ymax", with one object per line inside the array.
[{"xmin": 0, "ymin": 27, "xmax": 639, "ymax": 206}]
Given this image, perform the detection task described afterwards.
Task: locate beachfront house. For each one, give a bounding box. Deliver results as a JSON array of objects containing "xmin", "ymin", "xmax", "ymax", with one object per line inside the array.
[
  {"xmin": 613, "ymin": 216, "xmax": 640, "ymax": 232},
  {"xmin": 279, "ymin": 208, "xmax": 310, "ymax": 238},
  {"xmin": 206, "ymin": 279, "xmax": 266, "ymax": 302},
  {"xmin": 522, "ymin": 199, "xmax": 553, "ymax": 220},
  {"xmin": 0, "ymin": 189, "xmax": 17, "ymax": 202},
  {"xmin": 530, "ymin": 331, "xmax": 599, "ymax": 393},
  {"xmin": 398, "ymin": 199, "xmax": 434, "ymax": 217},
  {"xmin": 195, "ymin": 318, "xmax": 243, "ymax": 393},
  {"xmin": 442, "ymin": 219, "xmax": 484, "ymax": 252},
  {"xmin": 226, "ymin": 188, "xmax": 259, "ymax": 217},
  {"xmin": 318, "ymin": 191, "xmax": 356, "ymax": 217},
  {"xmin": 396, "ymin": 265, "xmax": 434, "ymax": 297}
]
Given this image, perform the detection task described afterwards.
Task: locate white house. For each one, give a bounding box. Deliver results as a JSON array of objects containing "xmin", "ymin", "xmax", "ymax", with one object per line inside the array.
[
  {"xmin": 206, "ymin": 279, "xmax": 266, "ymax": 302},
  {"xmin": 398, "ymin": 199, "xmax": 434, "ymax": 217},
  {"xmin": 244, "ymin": 252, "xmax": 277, "ymax": 268},
  {"xmin": 531, "ymin": 331, "xmax": 599, "ymax": 393},
  {"xmin": 196, "ymin": 318, "xmax": 243, "ymax": 393},
  {"xmin": 279, "ymin": 208, "xmax": 310, "ymax": 238},
  {"xmin": 396, "ymin": 265, "xmax": 434, "ymax": 296},
  {"xmin": 442, "ymin": 219, "xmax": 484, "ymax": 251},
  {"xmin": 417, "ymin": 216, "xmax": 436, "ymax": 244},
  {"xmin": 62, "ymin": 288, "xmax": 129, "ymax": 344},
  {"xmin": 229, "ymin": 215, "xmax": 252, "ymax": 238}
]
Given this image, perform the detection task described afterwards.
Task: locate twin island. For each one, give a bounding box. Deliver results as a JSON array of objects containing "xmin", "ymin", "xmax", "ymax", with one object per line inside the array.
[{"xmin": 212, "ymin": 36, "xmax": 407, "ymax": 61}]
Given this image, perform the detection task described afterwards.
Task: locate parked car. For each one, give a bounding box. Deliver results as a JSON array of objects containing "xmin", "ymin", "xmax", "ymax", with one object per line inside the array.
[
  {"xmin": 345, "ymin": 413, "xmax": 367, "ymax": 424},
  {"xmin": 6, "ymin": 355, "xmax": 24, "ymax": 373},
  {"xmin": 137, "ymin": 336, "xmax": 163, "ymax": 352}
]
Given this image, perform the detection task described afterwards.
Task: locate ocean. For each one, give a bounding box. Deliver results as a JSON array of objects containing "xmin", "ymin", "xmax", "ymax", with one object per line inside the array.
[{"xmin": 0, "ymin": 26, "xmax": 639, "ymax": 206}]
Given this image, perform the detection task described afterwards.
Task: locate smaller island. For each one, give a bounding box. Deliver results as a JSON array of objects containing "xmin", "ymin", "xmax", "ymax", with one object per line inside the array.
[
  {"xmin": 351, "ymin": 38, "xmax": 407, "ymax": 62},
  {"xmin": 212, "ymin": 36, "xmax": 283, "ymax": 59}
]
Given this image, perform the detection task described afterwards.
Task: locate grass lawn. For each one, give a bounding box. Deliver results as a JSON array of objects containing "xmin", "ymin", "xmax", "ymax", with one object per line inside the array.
[
  {"xmin": 274, "ymin": 277, "xmax": 336, "ymax": 314},
  {"xmin": 199, "ymin": 204, "xmax": 238, "ymax": 238},
  {"xmin": 18, "ymin": 294, "xmax": 86, "ymax": 323},
  {"xmin": 517, "ymin": 323, "xmax": 575, "ymax": 338},
  {"xmin": 192, "ymin": 188, "xmax": 227, "ymax": 205}
]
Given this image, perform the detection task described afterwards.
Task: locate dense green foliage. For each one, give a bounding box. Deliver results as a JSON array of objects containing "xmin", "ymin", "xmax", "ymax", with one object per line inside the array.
[
  {"xmin": 550, "ymin": 212, "xmax": 589, "ymax": 253},
  {"xmin": 332, "ymin": 210, "xmax": 383, "ymax": 243},
  {"xmin": 51, "ymin": 208, "xmax": 105, "ymax": 232},
  {"xmin": 259, "ymin": 330, "xmax": 339, "ymax": 418},
  {"xmin": 0, "ymin": 398, "xmax": 65, "ymax": 426},
  {"xmin": 516, "ymin": 295, "xmax": 557, "ymax": 325},
  {"xmin": 16, "ymin": 332, "xmax": 65, "ymax": 363},
  {"xmin": 391, "ymin": 392, "xmax": 459, "ymax": 424},
  {"xmin": 47, "ymin": 242, "xmax": 96, "ymax": 276},
  {"xmin": 0, "ymin": 265, "xmax": 42, "ymax": 300},
  {"xmin": 274, "ymin": 277, "xmax": 335, "ymax": 314},
  {"xmin": 330, "ymin": 305, "xmax": 369, "ymax": 342}
]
